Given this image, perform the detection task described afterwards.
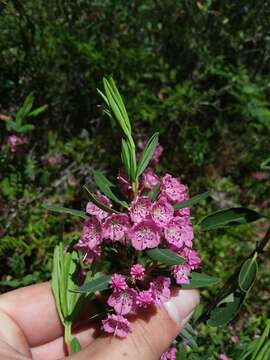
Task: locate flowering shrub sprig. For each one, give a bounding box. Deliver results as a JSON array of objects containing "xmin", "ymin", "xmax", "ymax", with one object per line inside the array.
[{"xmin": 45, "ymin": 78, "xmax": 268, "ymax": 358}]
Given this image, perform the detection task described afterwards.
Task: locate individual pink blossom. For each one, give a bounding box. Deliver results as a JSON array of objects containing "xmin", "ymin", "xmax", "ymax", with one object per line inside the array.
[
  {"xmin": 110, "ymin": 274, "xmax": 127, "ymax": 291},
  {"xmin": 181, "ymin": 248, "xmax": 201, "ymax": 269},
  {"xmin": 130, "ymin": 196, "xmax": 152, "ymax": 224},
  {"xmin": 231, "ymin": 335, "xmax": 239, "ymax": 343},
  {"xmin": 175, "ymin": 207, "xmax": 190, "ymax": 218},
  {"xmin": 136, "ymin": 290, "xmax": 153, "ymax": 308},
  {"xmin": 161, "ymin": 174, "xmax": 189, "ymax": 203},
  {"xmin": 7, "ymin": 134, "xmax": 28, "ymax": 152},
  {"xmin": 130, "ymin": 264, "xmax": 145, "ymax": 280},
  {"xmin": 128, "ymin": 220, "xmax": 161, "ymax": 250},
  {"xmin": 172, "ymin": 264, "xmax": 191, "ymax": 284},
  {"xmin": 161, "ymin": 345, "xmax": 177, "ymax": 360},
  {"xmin": 107, "ymin": 288, "xmax": 137, "ymax": 315},
  {"xmin": 86, "ymin": 194, "xmax": 111, "ymax": 221},
  {"xmin": 217, "ymin": 354, "xmax": 229, "ymax": 360},
  {"xmin": 164, "ymin": 217, "xmax": 194, "ymax": 249},
  {"xmin": 252, "ymin": 171, "xmax": 267, "ymax": 181},
  {"xmin": 74, "ymin": 242, "xmax": 101, "ymax": 263},
  {"xmin": 151, "ymin": 197, "xmax": 174, "ymax": 227},
  {"xmin": 151, "ymin": 143, "xmax": 163, "ymax": 165},
  {"xmin": 79, "ymin": 217, "xmax": 103, "ymax": 249},
  {"xmin": 150, "ymin": 276, "xmax": 171, "ymax": 307},
  {"xmin": 103, "ymin": 214, "xmax": 130, "ymax": 242},
  {"xmin": 102, "ymin": 314, "xmax": 131, "ymax": 338},
  {"xmin": 143, "ymin": 168, "xmax": 160, "ymax": 189},
  {"xmin": 47, "ymin": 153, "xmax": 63, "ymax": 166}
]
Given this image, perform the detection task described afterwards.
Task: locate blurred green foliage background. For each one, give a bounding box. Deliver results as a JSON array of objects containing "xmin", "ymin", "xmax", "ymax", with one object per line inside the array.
[{"xmin": 0, "ymin": 1, "xmax": 269, "ymax": 358}]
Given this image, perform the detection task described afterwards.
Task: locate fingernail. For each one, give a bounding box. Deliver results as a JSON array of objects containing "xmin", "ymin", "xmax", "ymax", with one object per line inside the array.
[{"xmin": 164, "ymin": 289, "xmax": 200, "ymax": 326}]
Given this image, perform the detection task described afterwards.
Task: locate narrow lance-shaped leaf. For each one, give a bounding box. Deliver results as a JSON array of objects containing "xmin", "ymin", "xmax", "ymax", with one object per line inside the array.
[
  {"xmin": 238, "ymin": 256, "xmax": 258, "ymax": 292},
  {"xmin": 121, "ymin": 138, "xmax": 131, "ymax": 180},
  {"xmin": 43, "ymin": 204, "xmax": 89, "ymax": 219},
  {"xmin": 136, "ymin": 132, "xmax": 159, "ymax": 178},
  {"xmin": 174, "ymin": 191, "xmax": 210, "ymax": 210},
  {"xmin": 93, "ymin": 171, "xmax": 128, "ymax": 208},
  {"xmin": 200, "ymin": 207, "xmax": 263, "ymax": 231},
  {"xmin": 83, "ymin": 186, "xmax": 119, "ymax": 214},
  {"xmin": 182, "ymin": 272, "xmax": 220, "ymax": 289},
  {"xmin": 70, "ymin": 337, "xmax": 82, "ymax": 353},
  {"xmin": 28, "ymin": 104, "xmax": 48, "ymax": 117},
  {"xmin": 77, "ymin": 275, "xmax": 112, "ymax": 293},
  {"xmin": 146, "ymin": 248, "xmax": 184, "ymax": 266}
]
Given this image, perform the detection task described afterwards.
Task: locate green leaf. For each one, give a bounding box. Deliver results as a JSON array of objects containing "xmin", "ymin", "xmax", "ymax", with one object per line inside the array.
[
  {"xmin": 83, "ymin": 185, "xmax": 119, "ymax": 213},
  {"xmin": 182, "ymin": 272, "xmax": 220, "ymax": 289},
  {"xmin": 93, "ymin": 170, "xmax": 128, "ymax": 208},
  {"xmin": 208, "ymin": 290, "xmax": 245, "ymax": 326},
  {"xmin": 43, "ymin": 204, "xmax": 89, "ymax": 219},
  {"xmin": 174, "ymin": 191, "xmax": 210, "ymax": 209},
  {"xmin": 238, "ymin": 257, "xmax": 258, "ymax": 292},
  {"xmin": 251, "ymin": 320, "xmax": 270, "ymax": 360},
  {"xmin": 70, "ymin": 337, "xmax": 82, "ymax": 353},
  {"xmin": 146, "ymin": 248, "xmax": 184, "ymax": 266},
  {"xmin": 176, "ymin": 344, "xmax": 187, "ymax": 360},
  {"xmin": 180, "ymin": 328, "xmax": 198, "ymax": 350},
  {"xmin": 200, "ymin": 207, "xmax": 262, "ymax": 231},
  {"xmin": 121, "ymin": 138, "xmax": 131, "ymax": 180},
  {"xmin": 28, "ymin": 104, "xmax": 48, "ymax": 117},
  {"xmin": 136, "ymin": 132, "xmax": 159, "ymax": 178},
  {"xmin": 16, "ymin": 93, "xmax": 34, "ymax": 124},
  {"xmin": 148, "ymin": 182, "xmax": 160, "ymax": 201},
  {"xmin": 77, "ymin": 275, "xmax": 111, "ymax": 293}
]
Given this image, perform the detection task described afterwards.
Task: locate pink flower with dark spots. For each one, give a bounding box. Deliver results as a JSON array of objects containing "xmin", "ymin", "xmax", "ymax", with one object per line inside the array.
[
  {"xmin": 86, "ymin": 194, "xmax": 111, "ymax": 221},
  {"xmin": 181, "ymin": 248, "xmax": 201, "ymax": 270},
  {"xmin": 175, "ymin": 207, "xmax": 190, "ymax": 218},
  {"xmin": 136, "ymin": 290, "xmax": 153, "ymax": 308},
  {"xmin": 143, "ymin": 168, "xmax": 160, "ymax": 189},
  {"xmin": 128, "ymin": 220, "xmax": 161, "ymax": 250},
  {"xmin": 130, "ymin": 264, "xmax": 145, "ymax": 280},
  {"xmin": 150, "ymin": 276, "xmax": 171, "ymax": 307},
  {"xmin": 164, "ymin": 217, "xmax": 194, "ymax": 249},
  {"xmin": 151, "ymin": 143, "xmax": 163, "ymax": 165},
  {"xmin": 102, "ymin": 314, "xmax": 131, "ymax": 338},
  {"xmin": 161, "ymin": 174, "xmax": 188, "ymax": 203},
  {"xmin": 151, "ymin": 197, "xmax": 174, "ymax": 227},
  {"xmin": 107, "ymin": 288, "xmax": 137, "ymax": 315},
  {"xmin": 103, "ymin": 214, "xmax": 130, "ymax": 242},
  {"xmin": 172, "ymin": 264, "xmax": 191, "ymax": 285},
  {"xmin": 79, "ymin": 217, "xmax": 103, "ymax": 249},
  {"xmin": 161, "ymin": 345, "xmax": 177, "ymax": 360},
  {"xmin": 110, "ymin": 274, "xmax": 127, "ymax": 291},
  {"xmin": 130, "ymin": 196, "xmax": 152, "ymax": 224},
  {"xmin": 7, "ymin": 134, "xmax": 28, "ymax": 152}
]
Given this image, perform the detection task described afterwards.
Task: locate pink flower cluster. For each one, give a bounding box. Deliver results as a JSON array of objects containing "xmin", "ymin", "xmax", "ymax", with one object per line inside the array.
[
  {"xmin": 6, "ymin": 134, "xmax": 28, "ymax": 152},
  {"xmin": 75, "ymin": 150, "xmax": 201, "ymax": 344}
]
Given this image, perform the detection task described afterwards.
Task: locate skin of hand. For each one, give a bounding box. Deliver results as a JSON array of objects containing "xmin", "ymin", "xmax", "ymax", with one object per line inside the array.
[{"xmin": 0, "ymin": 282, "xmax": 199, "ymax": 360}]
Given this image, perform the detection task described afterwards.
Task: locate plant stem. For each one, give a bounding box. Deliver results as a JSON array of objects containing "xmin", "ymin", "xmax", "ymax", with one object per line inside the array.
[{"xmin": 64, "ymin": 322, "xmax": 72, "ymax": 355}]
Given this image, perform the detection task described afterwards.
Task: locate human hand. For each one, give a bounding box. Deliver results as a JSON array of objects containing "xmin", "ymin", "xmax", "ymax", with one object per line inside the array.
[{"xmin": 0, "ymin": 282, "xmax": 199, "ymax": 359}]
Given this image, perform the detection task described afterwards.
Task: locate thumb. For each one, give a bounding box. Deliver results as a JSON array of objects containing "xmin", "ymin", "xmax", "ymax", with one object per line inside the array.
[{"xmin": 71, "ymin": 289, "xmax": 199, "ymax": 360}]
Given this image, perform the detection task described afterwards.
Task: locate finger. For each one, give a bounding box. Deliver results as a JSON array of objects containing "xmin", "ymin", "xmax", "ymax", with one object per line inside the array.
[
  {"xmin": 70, "ymin": 289, "xmax": 199, "ymax": 360},
  {"xmin": 0, "ymin": 282, "xmax": 62, "ymax": 347},
  {"xmin": 31, "ymin": 321, "xmax": 100, "ymax": 360}
]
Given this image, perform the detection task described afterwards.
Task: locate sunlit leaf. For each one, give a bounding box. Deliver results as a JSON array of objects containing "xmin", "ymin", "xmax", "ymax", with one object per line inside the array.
[
  {"xmin": 77, "ymin": 274, "xmax": 111, "ymax": 293},
  {"xmin": 43, "ymin": 204, "xmax": 89, "ymax": 219},
  {"xmin": 146, "ymin": 248, "xmax": 184, "ymax": 265},
  {"xmin": 182, "ymin": 272, "xmax": 220, "ymax": 289},
  {"xmin": 238, "ymin": 257, "xmax": 258, "ymax": 292},
  {"xmin": 136, "ymin": 132, "xmax": 159, "ymax": 178}
]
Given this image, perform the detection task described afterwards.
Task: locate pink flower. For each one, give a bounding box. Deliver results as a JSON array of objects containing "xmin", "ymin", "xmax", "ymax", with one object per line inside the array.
[
  {"xmin": 130, "ymin": 264, "xmax": 145, "ymax": 280},
  {"xmin": 252, "ymin": 171, "xmax": 267, "ymax": 181},
  {"xmin": 86, "ymin": 194, "xmax": 111, "ymax": 221},
  {"xmin": 47, "ymin": 153, "xmax": 62, "ymax": 166},
  {"xmin": 151, "ymin": 197, "xmax": 174, "ymax": 227},
  {"xmin": 74, "ymin": 243, "xmax": 101, "ymax": 263},
  {"xmin": 102, "ymin": 314, "xmax": 131, "ymax": 338},
  {"xmin": 151, "ymin": 143, "xmax": 163, "ymax": 165},
  {"xmin": 161, "ymin": 174, "xmax": 188, "ymax": 203},
  {"xmin": 164, "ymin": 217, "xmax": 194, "ymax": 249},
  {"xmin": 110, "ymin": 274, "xmax": 127, "ymax": 291},
  {"xmin": 79, "ymin": 217, "xmax": 103, "ymax": 249},
  {"xmin": 108, "ymin": 288, "xmax": 137, "ymax": 315},
  {"xmin": 130, "ymin": 196, "xmax": 152, "ymax": 224},
  {"xmin": 136, "ymin": 290, "xmax": 153, "ymax": 308},
  {"xmin": 103, "ymin": 214, "xmax": 130, "ymax": 242},
  {"xmin": 161, "ymin": 345, "xmax": 177, "ymax": 360},
  {"xmin": 150, "ymin": 276, "xmax": 171, "ymax": 307},
  {"xmin": 143, "ymin": 168, "xmax": 160, "ymax": 189},
  {"xmin": 128, "ymin": 220, "xmax": 161, "ymax": 250},
  {"xmin": 172, "ymin": 264, "xmax": 191, "ymax": 284},
  {"xmin": 175, "ymin": 207, "xmax": 190, "ymax": 218},
  {"xmin": 231, "ymin": 335, "xmax": 239, "ymax": 343},
  {"xmin": 218, "ymin": 355, "xmax": 229, "ymax": 360},
  {"xmin": 7, "ymin": 134, "xmax": 28, "ymax": 152},
  {"xmin": 181, "ymin": 248, "xmax": 201, "ymax": 270}
]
